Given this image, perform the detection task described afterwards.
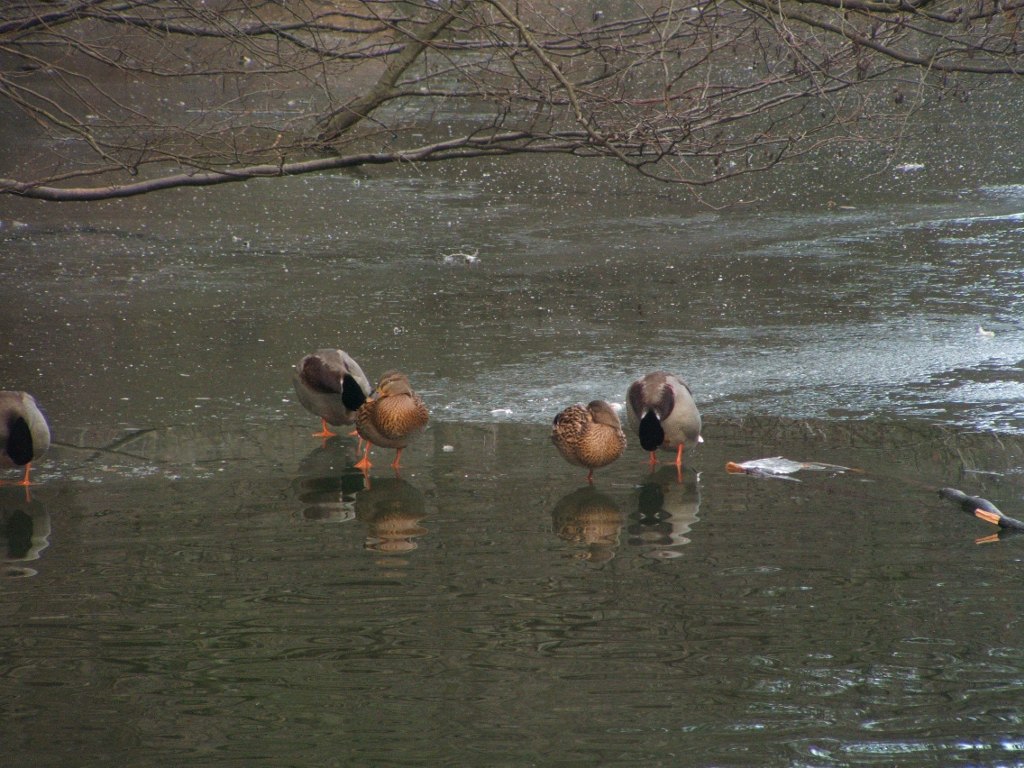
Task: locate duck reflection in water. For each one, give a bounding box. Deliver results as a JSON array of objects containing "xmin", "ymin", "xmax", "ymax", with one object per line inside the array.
[
  {"xmin": 551, "ymin": 486, "xmax": 624, "ymax": 564},
  {"xmin": 293, "ymin": 471, "xmax": 368, "ymax": 523},
  {"xmin": 355, "ymin": 476, "xmax": 427, "ymax": 559},
  {"xmin": 293, "ymin": 441, "xmax": 372, "ymax": 522},
  {"xmin": 629, "ymin": 466, "xmax": 701, "ymax": 560},
  {"xmin": 1, "ymin": 501, "xmax": 51, "ymax": 578}
]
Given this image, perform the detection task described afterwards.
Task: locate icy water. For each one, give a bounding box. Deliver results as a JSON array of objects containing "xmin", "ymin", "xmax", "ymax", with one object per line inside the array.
[{"xmin": 4, "ymin": 112, "xmax": 1024, "ymax": 764}]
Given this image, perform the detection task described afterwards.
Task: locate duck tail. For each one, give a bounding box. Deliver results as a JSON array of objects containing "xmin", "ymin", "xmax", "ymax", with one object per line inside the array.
[
  {"xmin": 5, "ymin": 416, "xmax": 34, "ymax": 466},
  {"xmin": 341, "ymin": 373, "xmax": 368, "ymax": 411},
  {"xmin": 638, "ymin": 411, "xmax": 664, "ymax": 452}
]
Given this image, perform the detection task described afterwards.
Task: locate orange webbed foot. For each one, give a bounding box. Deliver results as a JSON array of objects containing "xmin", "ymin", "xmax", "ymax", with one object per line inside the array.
[
  {"xmin": 17, "ymin": 464, "xmax": 34, "ymax": 486},
  {"xmin": 354, "ymin": 446, "xmax": 372, "ymax": 471},
  {"xmin": 313, "ymin": 419, "xmax": 337, "ymax": 438}
]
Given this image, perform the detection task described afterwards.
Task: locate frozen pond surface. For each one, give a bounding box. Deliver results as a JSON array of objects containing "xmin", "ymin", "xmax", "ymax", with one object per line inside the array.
[
  {"xmin": 4, "ymin": 171, "xmax": 1024, "ymax": 436},
  {"xmin": 3, "ymin": 114, "xmax": 1024, "ymax": 766}
]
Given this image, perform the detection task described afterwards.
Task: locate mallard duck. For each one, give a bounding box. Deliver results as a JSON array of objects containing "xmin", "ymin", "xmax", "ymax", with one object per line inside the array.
[
  {"xmin": 626, "ymin": 372, "xmax": 702, "ymax": 467},
  {"xmin": 292, "ymin": 349, "xmax": 371, "ymax": 438},
  {"xmin": 1, "ymin": 391, "xmax": 51, "ymax": 486},
  {"xmin": 551, "ymin": 400, "xmax": 627, "ymax": 482},
  {"xmin": 344, "ymin": 371, "xmax": 429, "ymax": 470}
]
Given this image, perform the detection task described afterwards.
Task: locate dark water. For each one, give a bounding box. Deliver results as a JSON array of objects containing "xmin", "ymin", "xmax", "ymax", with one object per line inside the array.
[
  {"xmin": 4, "ymin": 419, "xmax": 1024, "ymax": 766},
  {"xmin": 3, "ymin": 92, "xmax": 1024, "ymax": 766}
]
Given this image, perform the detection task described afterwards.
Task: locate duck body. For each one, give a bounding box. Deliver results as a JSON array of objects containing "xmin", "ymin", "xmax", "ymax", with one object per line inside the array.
[
  {"xmin": 626, "ymin": 372, "xmax": 702, "ymax": 467},
  {"xmin": 552, "ymin": 400, "xmax": 626, "ymax": 481},
  {"xmin": 292, "ymin": 349, "xmax": 371, "ymax": 437},
  {"xmin": 1, "ymin": 391, "xmax": 51, "ymax": 485},
  {"xmin": 349, "ymin": 371, "xmax": 429, "ymax": 470}
]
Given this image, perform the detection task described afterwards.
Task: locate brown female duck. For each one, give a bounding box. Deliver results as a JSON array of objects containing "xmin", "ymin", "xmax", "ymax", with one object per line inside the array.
[
  {"xmin": 343, "ymin": 371, "xmax": 429, "ymax": 470},
  {"xmin": 551, "ymin": 399, "xmax": 627, "ymax": 482}
]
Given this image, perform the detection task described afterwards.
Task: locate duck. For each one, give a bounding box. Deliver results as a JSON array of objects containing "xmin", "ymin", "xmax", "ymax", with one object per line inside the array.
[
  {"xmin": 1, "ymin": 391, "xmax": 51, "ymax": 486},
  {"xmin": 626, "ymin": 372, "xmax": 702, "ymax": 468},
  {"xmin": 343, "ymin": 371, "xmax": 429, "ymax": 470},
  {"xmin": 292, "ymin": 349, "xmax": 371, "ymax": 438},
  {"xmin": 551, "ymin": 400, "xmax": 626, "ymax": 482}
]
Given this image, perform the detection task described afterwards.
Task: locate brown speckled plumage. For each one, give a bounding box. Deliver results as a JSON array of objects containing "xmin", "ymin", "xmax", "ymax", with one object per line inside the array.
[
  {"xmin": 551, "ymin": 400, "xmax": 626, "ymax": 482},
  {"xmin": 354, "ymin": 371, "xmax": 429, "ymax": 470}
]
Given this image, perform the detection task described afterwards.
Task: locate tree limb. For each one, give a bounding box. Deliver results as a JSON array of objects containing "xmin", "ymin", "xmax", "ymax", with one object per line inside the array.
[{"xmin": 316, "ymin": 0, "xmax": 472, "ymax": 144}]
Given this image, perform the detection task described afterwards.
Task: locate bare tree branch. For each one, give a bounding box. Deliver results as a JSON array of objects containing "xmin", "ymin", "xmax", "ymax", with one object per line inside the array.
[
  {"xmin": 317, "ymin": 0, "xmax": 473, "ymax": 143},
  {"xmin": 0, "ymin": 0, "xmax": 1021, "ymax": 201}
]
